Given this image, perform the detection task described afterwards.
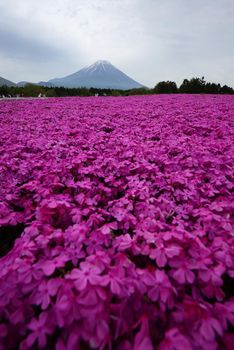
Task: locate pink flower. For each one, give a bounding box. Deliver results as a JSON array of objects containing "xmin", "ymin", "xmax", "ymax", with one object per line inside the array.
[
  {"xmin": 170, "ymin": 258, "xmax": 196, "ymax": 284},
  {"xmin": 99, "ymin": 221, "xmax": 118, "ymax": 235},
  {"xmin": 115, "ymin": 234, "xmax": 133, "ymax": 251},
  {"xmin": 0, "ymin": 94, "xmax": 233, "ymax": 350},
  {"xmin": 31, "ymin": 278, "xmax": 62, "ymax": 309},
  {"xmin": 145, "ymin": 270, "xmax": 175, "ymax": 306},
  {"xmin": 66, "ymin": 262, "xmax": 109, "ymax": 290},
  {"xmin": 23, "ymin": 313, "xmax": 54, "ymax": 348},
  {"xmin": 107, "ymin": 265, "xmax": 126, "ymax": 295},
  {"xmin": 158, "ymin": 328, "xmax": 193, "ymax": 350},
  {"xmin": 199, "ymin": 317, "xmax": 223, "ymax": 341},
  {"xmin": 39, "ymin": 254, "xmax": 69, "ymax": 276},
  {"xmin": 172, "ymin": 266, "xmax": 195, "ymax": 284},
  {"xmin": 133, "ymin": 317, "xmax": 154, "ymax": 350},
  {"xmin": 149, "ymin": 244, "xmax": 181, "ymax": 267},
  {"xmin": 55, "ymin": 285, "xmax": 81, "ymax": 327}
]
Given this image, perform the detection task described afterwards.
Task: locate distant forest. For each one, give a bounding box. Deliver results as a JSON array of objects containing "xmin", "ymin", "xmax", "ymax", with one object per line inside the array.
[{"xmin": 0, "ymin": 77, "xmax": 233, "ymax": 97}]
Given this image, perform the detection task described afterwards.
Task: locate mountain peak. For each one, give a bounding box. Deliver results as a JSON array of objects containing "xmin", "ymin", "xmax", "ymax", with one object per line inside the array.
[
  {"xmin": 84, "ymin": 60, "xmax": 113, "ymax": 73},
  {"xmin": 48, "ymin": 60, "xmax": 144, "ymax": 90},
  {"xmin": 93, "ymin": 60, "xmax": 111, "ymax": 65}
]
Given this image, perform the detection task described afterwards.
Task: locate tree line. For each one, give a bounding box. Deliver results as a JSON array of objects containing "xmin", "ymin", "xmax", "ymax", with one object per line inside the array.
[
  {"xmin": 154, "ymin": 77, "xmax": 234, "ymax": 94},
  {"xmin": 0, "ymin": 77, "xmax": 233, "ymax": 97}
]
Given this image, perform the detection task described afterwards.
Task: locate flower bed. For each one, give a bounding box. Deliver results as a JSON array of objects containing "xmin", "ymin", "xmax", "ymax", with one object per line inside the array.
[{"xmin": 0, "ymin": 95, "xmax": 233, "ymax": 349}]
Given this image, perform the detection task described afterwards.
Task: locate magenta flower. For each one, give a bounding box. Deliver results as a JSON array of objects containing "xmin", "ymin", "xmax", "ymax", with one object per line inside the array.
[
  {"xmin": 22, "ymin": 313, "xmax": 54, "ymax": 348},
  {"xmin": 99, "ymin": 221, "xmax": 118, "ymax": 235},
  {"xmin": 31, "ymin": 278, "xmax": 62, "ymax": 309},
  {"xmin": 55, "ymin": 285, "xmax": 81, "ymax": 327},
  {"xmin": 0, "ymin": 94, "xmax": 233, "ymax": 349},
  {"xmin": 172, "ymin": 266, "xmax": 195, "ymax": 284},
  {"xmin": 170, "ymin": 258, "xmax": 196, "ymax": 284},
  {"xmin": 158, "ymin": 328, "xmax": 193, "ymax": 350},
  {"xmin": 199, "ymin": 317, "xmax": 223, "ymax": 341},
  {"xmin": 66, "ymin": 262, "xmax": 109, "ymax": 290},
  {"xmin": 133, "ymin": 317, "xmax": 153, "ymax": 350},
  {"xmin": 144, "ymin": 270, "xmax": 175, "ymax": 306},
  {"xmin": 115, "ymin": 234, "xmax": 133, "ymax": 251},
  {"xmin": 39, "ymin": 254, "xmax": 69, "ymax": 276},
  {"xmin": 149, "ymin": 244, "xmax": 181, "ymax": 267}
]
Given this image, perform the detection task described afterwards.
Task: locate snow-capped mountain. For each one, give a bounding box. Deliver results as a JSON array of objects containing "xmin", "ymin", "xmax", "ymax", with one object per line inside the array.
[{"xmin": 48, "ymin": 60, "xmax": 144, "ymax": 90}]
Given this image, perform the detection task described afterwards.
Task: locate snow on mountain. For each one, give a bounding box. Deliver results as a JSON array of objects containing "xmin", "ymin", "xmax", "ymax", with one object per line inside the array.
[{"xmin": 48, "ymin": 60, "xmax": 144, "ymax": 90}]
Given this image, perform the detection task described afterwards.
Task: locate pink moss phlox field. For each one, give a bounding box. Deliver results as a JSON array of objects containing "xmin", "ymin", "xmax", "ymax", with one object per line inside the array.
[{"xmin": 0, "ymin": 95, "xmax": 234, "ymax": 349}]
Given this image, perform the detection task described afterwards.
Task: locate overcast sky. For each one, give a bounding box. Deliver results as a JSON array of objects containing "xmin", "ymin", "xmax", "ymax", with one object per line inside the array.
[{"xmin": 0, "ymin": 0, "xmax": 233, "ymax": 87}]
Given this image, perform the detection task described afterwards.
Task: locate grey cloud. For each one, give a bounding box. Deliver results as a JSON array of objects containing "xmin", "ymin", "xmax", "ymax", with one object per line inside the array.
[
  {"xmin": 0, "ymin": 26, "xmax": 64, "ymax": 62},
  {"xmin": 0, "ymin": 0, "xmax": 233, "ymax": 87}
]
